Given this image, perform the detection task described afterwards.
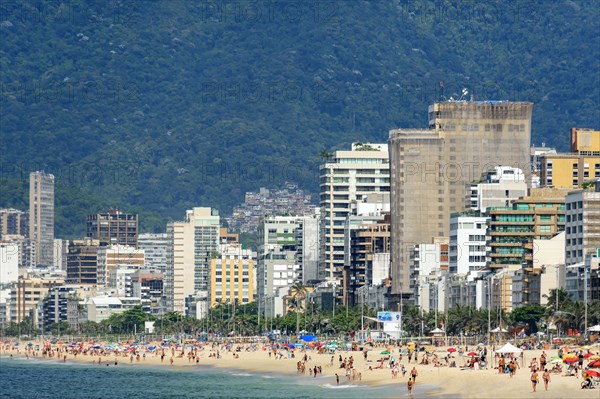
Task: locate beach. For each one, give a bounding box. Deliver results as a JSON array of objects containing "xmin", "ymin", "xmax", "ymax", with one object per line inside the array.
[{"xmin": 2, "ymin": 341, "xmax": 599, "ymax": 398}]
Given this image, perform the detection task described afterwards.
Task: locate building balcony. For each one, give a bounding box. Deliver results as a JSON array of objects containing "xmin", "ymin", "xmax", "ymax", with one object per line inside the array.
[{"xmin": 488, "ymin": 241, "xmax": 524, "ymax": 246}]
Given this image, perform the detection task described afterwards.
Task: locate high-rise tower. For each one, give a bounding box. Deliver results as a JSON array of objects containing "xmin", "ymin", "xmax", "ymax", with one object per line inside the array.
[
  {"xmin": 29, "ymin": 171, "xmax": 55, "ymax": 266},
  {"xmin": 388, "ymin": 101, "xmax": 533, "ymax": 302}
]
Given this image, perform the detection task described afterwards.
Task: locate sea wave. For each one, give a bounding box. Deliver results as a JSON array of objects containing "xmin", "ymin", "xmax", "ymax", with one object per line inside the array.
[{"xmin": 321, "ymin": 384, "xmax": 364, "ymax": 389}]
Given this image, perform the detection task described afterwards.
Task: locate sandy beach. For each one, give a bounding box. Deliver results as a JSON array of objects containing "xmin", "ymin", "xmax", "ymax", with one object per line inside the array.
[{"xmin": 2, "ymin": 341, "xmax": 599, "ymax": 398}]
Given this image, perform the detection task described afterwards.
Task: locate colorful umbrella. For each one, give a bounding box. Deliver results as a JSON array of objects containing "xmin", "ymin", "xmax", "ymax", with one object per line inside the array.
[
  {"xmin": 380, "ymin": 350, "xmax": 390, "ymax": 355},
  {"xmin": 588, "ymin": 355, "xmax": 600, "ymax": 361},
  {"xmin": 467, "ymin": 351, "xmax": 477, "ymax": 357},
  {"xmin": 583, "ymin": 353, "xmax": 595, "ymax": 359},
  {"xmin": 562, "ymin": 353, "xmax": 577, "ymax": 359},
  {"xmin": 588, "ymin": 360, "xmax": 600, "ymax": 368},
  {"xmin": 586, "ymin": 370, "xmax": 600, "ymax": 378},
  {"xmin": 447, "ymin": 348, "xmax": 457, "ymax": 353},
  {"xmin": 563, "ymin": 357, "xmax": 578, "ymax": 363}
]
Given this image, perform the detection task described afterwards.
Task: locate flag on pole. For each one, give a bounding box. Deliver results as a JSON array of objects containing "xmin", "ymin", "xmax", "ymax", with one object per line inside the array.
[{"xmin": 518, "ymin": 328, "xmax": 525, "ymax": 338}]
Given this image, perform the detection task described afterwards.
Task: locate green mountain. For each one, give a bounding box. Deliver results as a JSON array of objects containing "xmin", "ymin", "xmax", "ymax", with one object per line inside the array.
[{"xmin": 1, "ymin": 1, "xmax": 598, "ymax": 237}]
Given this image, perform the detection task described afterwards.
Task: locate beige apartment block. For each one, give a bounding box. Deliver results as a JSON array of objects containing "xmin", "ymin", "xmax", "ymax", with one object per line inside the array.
[{"xmin": 389, "ymin": 101, "xmax": 532, "ymax": 300}]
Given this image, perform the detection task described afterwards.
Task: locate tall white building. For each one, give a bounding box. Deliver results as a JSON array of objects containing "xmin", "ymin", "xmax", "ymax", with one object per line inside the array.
[
  {"xmin": 166, "ymin": 207, "xmax": 219, "ymax": 314},
  {"xmin": 319, "ymin": 143, "xmax": 390, "ymax": 286},
  {"xmin": 29, "ymin": 171, "xmax": 54, "ymax": 266},
  {"xmin": 138, "ymin": 233, "xmax": 169, "ymax": 272},
  {"xmin": 257, "ymin": 216, "xmax": 301, "ymax": 301},
  {"xmin": 565, "ymin": 182, "xmax": 600, "ymax": 266},
  {"xmin": 449, "ymin": 213, "xmax": 489, "ymax": 275}
]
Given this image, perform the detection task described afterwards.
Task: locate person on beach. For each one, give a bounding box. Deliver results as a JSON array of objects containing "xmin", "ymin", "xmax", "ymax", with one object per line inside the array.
[
  {"xmin": 410, "ymin": 367, "xmax": 418, "ymax": 382},
  {"xmin": 542, "ymin": 369, "xmax": 550, "ymax": 391},
  {"xmin": 530, "ymin": 370, "xmax": 539, "ymax": 392},
  {"xmin": 407, "ymin": 377, "xmax": 413, "ymax": 394},
  {"xmin": 335, "ymin": 373, "xmax": 339, "ymax": 385}
]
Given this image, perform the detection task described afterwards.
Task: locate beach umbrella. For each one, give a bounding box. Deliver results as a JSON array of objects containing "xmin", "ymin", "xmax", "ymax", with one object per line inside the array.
[
  {"xmin": 588, "ymin": 360, "xmax": 600, "ymax": 368},
  {"xmin": 380, "ymin": 350, "xmax": 390, "ymax": 355},
  {"xmin": 584, "ymin": 353, "xmax": 595, "ymax": 359},
  {"xmin": 467, "ymin": 351, "xmax": 477, "ymax": 357},
  {"xmin": 447, "ymin": 348, "xmax": 457, "ymax": 353},
  {"xmin": 562, "ymin": 353, "xmax": 577, "ymax": 359},
  {"xmin": 588, "ymin": 355, "xmax": 600, "ymax": 361},
  {"xmin": 564, "ymin": 358, "xmax": 578, "ymax": 363},
  {"xmin": 586, "ymin": 370, "xmax": 600, "ymax": 378}
]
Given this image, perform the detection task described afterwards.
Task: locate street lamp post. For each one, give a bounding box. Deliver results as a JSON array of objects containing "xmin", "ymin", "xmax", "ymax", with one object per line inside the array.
[{"xmin": 584, "ymin": 263, "xmax": 589, "ymax": 335}]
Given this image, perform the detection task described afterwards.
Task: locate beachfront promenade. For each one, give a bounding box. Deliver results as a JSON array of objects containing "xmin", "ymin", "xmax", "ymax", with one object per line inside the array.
[{"xmin": 2, "ymin": 339, "xmax": 599, "ymax": 398}]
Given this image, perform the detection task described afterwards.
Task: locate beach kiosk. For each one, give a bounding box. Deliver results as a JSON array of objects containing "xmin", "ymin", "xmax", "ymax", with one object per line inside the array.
[{"xmin": 430, "ymin": 327, "xmax": 445, "ymax": 346}]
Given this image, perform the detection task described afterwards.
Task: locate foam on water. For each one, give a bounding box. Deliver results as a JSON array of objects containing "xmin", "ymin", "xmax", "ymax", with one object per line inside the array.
[{"xmin": 321, "ymin": 383, "xmax": 364, "ymax": 389}]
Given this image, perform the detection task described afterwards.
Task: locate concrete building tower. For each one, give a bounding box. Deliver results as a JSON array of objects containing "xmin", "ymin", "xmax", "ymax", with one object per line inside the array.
[
  {"xmin": 29, "ymin": 171, "xmax": 55, "ymax": 266},
  {"xmin": 388, "ymin": 101, "xmax": 533, "ymax": 303}
]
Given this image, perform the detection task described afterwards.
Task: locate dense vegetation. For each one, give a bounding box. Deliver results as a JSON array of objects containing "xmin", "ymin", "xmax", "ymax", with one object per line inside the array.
[{"xmin": 1, "ymin": 1, "xmax": 598, "ymax": 237}]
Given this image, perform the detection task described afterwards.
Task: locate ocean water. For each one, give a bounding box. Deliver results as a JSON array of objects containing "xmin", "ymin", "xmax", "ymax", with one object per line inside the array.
[{"xmin": 0, "ymin": 357, "xmax": 436, "ymax": 399}]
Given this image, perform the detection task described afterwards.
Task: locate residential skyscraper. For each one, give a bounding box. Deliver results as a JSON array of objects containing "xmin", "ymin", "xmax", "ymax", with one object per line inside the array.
[
  {"xmin": 319, "ymin": 143, "xmax": 390, "ymax": 291},
  {"xmin": 389, "ymin": 101, "xmax": 533, "ymax": 302},
  {"xmin": 166, "ymin": 207, "xmax": 219, "ymax": 314},
  {"xmin": 86, "ymin": 209, "xmax": 139, "ymax": 248},
  {"xmin": 29, "ymin": 171, "xmax": 55, "ymax": 266}
]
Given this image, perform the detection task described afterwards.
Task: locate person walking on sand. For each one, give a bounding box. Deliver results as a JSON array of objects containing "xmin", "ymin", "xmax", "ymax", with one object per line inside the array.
[
  {"xmin": 542, "ymin": 369, "xmax": 550, "ymax": 391},
  {"xmin": 531, "ymin": 370, "xmax": 539, "ymax": 392},
  {"xmin": 407, "ymin": 377, "xmax": 413, "ymax": 394},
  {"xmin": 410, "ymin": 367, "xmax": 418, "ymax": 383}
]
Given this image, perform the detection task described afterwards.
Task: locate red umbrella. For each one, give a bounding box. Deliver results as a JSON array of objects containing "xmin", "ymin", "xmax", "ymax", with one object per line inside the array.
[
  {"xmin": 588, "ymin": 360, "xmax": 600, "ymax": 368},
  {"xmin": 587, "ymin": 370, "xmax": 600, "ymax": 378},
  {"xmin": 467, "ymin": 351, "xmax": 477, "ymax": 357},
  {"xmin": 447, "ymin": 348, "xmax": 457, "ymax": 353},
  {"xmin": 564, "ymin": 357, "xmax": 578, "ymax": 363},
  {"xmin": 583, "ymin": 353, "xmax": 595, "ymax": 359}
]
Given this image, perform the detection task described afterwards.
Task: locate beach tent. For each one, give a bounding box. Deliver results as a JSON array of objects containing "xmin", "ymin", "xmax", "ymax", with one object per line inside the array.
[
  {"xmin": 300, "ymin": 335, "xmax": 317, "ymax": 342},
  {"xmin": 587, "ymin": 324, "xmax": 600, "ymax": 332},
  {"xmin": 495, "ymin": 343, "xmax": 523, "ymax": 354}
]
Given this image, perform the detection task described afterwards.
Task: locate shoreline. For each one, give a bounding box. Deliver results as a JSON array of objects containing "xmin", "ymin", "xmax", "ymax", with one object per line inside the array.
[{"xmin": 2, "ymin": 342, "xmax": 599, "ymax": 398}]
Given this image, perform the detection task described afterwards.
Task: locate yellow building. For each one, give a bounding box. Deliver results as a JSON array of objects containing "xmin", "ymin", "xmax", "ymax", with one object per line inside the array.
[
  {"xmin": 210, "ymin": 244, "xmax": 254, "ymax": 307},
  {"xmin": 571, "ymin": 128, "xmax": 600, "ymax": 155},
  {"xmin": 540, "ymin": 154, "xmax": 600, "ymax": 188},
  {"xmin": 539, "ymin": 128, "xmax": 600, "ymax": 189}
]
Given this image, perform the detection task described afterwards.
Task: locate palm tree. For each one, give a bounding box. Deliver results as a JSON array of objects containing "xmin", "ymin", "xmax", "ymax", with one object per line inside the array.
[{"xmin": 290, "ymin": 283, "xmax": 308, "ymax": 333}]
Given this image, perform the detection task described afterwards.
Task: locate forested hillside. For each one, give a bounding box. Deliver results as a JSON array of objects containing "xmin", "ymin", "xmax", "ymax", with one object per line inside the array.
[{"xmin": 1, "ymin": 1, "xmax": 598, "ymax": 236}]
